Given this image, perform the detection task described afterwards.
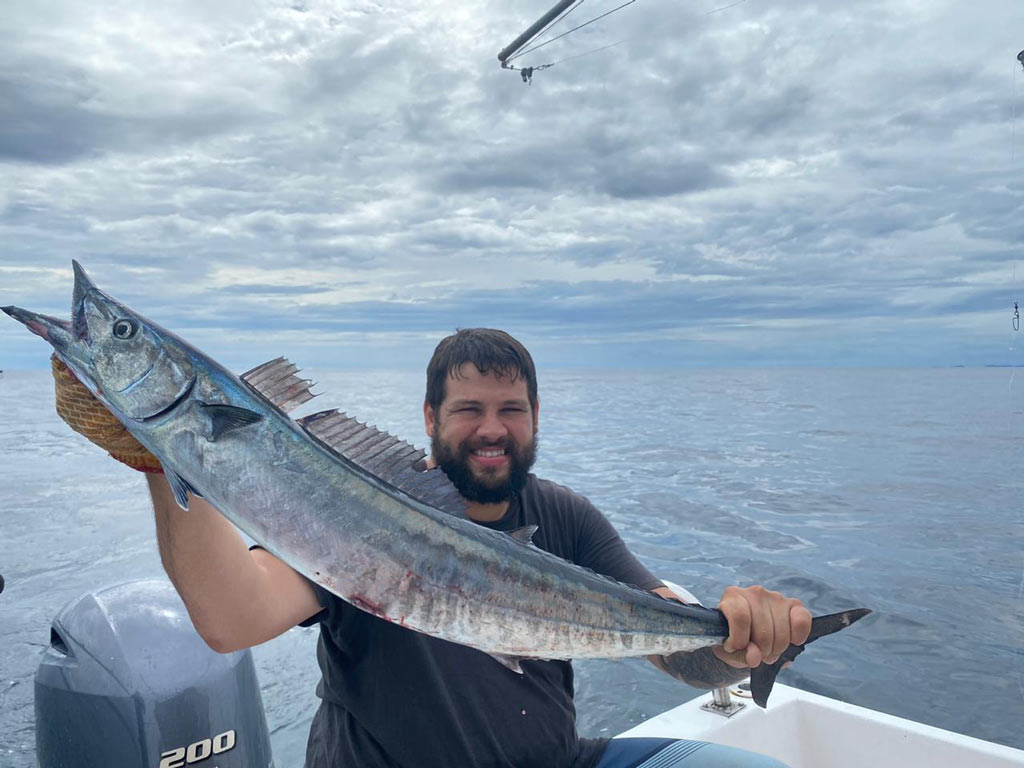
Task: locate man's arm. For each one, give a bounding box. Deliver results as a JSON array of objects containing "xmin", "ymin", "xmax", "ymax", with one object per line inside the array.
[
  {"xmin": 648, "ymin": 646, "xmax": 751, "ymax": 690},
  {"xmin": 647, "ymin": 584, "xmax": 811, "ymax": 688},
  {"xmin": 563, "ymin": 494, "xmax": 809, "ymax": 685},
  {"xmin": 646, "ymin": 584, "xmax": 750, "ymax": 689},
  {"xmin": 148, "ymin": 473, "xmax": 322, "ymax": 653},
  {"xmin": 50, "ymin": 354, "xmax": 321, "ymax": 653}
]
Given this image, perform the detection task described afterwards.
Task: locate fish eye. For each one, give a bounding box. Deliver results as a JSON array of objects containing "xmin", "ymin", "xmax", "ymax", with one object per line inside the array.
[{"xmin": 112, "ymin": 319, "xmax": 138, "ymax": 340}]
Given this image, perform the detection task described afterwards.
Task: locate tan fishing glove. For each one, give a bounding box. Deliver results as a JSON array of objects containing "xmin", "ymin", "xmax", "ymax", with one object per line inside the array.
[{"xmin": 51, "ymin": 353, "xmax": 164, "ymax": 473}]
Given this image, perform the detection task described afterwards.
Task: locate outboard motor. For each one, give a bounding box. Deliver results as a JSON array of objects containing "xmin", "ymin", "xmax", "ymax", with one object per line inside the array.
[{"xmin": 35, "ymin": 579, "xmax": 273, "ymax": 768}]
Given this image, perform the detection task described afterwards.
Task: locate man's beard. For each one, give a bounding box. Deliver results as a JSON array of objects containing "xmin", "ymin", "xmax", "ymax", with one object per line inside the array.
[{"xmin": 431, "ymin": 428, "xmax": 537, "ymax": 504}]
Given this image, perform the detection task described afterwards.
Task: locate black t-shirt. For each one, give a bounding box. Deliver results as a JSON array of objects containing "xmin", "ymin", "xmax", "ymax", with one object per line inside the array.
[{"xmin": 301, "ymin": 474, "xmax": 663, "ymax": 768}]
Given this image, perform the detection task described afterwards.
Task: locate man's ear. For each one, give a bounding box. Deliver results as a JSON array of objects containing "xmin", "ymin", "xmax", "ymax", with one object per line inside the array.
[
  {"xmin": 533, "ymin": 398, "xmax": 540, "ymax": 434},
  {"xmin": 424, "ymin": 401, "xmax": 435, "ymax": 438}
]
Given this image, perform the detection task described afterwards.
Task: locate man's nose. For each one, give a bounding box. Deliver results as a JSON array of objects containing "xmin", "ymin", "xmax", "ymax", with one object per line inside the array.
[{"xmin": 476, "ymin": 411, "xmax": 508, "ymax": 441}]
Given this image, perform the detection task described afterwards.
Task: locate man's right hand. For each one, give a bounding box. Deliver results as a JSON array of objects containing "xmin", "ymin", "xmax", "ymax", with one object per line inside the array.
[{"xmin": 51, "ymin": 353, "xmax": 163, "ymax": 473}]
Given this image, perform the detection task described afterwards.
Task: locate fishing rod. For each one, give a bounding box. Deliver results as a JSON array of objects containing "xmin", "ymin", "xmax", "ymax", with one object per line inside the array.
[
  {"xmin": 498, "ymin": 0, "xmax": 578, "ymax": 67},
  {"xmin": 505, "ymin": 0, "xmax": 636, "ymax": 65},
  {"xmin": 497, "ymin": 0, "xmax": 638, "ymax": 82},
  {"xmin": 497, "ymin": 0, "xmax": 745, "ymax": 83}
]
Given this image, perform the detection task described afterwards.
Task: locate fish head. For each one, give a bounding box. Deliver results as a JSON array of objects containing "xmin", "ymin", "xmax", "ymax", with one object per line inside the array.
[{"xmin": 3, "ymin": 260, "xmax": 196, "ymax": 421}]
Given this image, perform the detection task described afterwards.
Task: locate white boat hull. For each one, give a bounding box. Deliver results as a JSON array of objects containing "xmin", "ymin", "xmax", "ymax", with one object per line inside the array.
[{"xmin": 617, "ymin": 683, "xmax": 1024, "ymax": 768}]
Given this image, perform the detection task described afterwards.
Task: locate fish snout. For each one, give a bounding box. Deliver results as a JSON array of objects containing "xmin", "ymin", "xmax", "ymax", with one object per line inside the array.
[{"xmin": 3, "ymin": 306, "xmax": 64, "ymax": 340}]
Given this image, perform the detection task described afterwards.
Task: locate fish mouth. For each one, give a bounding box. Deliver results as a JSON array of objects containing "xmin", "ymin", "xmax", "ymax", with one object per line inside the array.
[
  {"xmin": 2, "ymin": 259, "xmax": 98, "ymax": 351},
  {"xmin": 3, "ymin": 304, "xmax": 99, "ymax": 391},
  {"xmin": 2, "ymin": 306, "xmax": 73, "ymax": 345}
]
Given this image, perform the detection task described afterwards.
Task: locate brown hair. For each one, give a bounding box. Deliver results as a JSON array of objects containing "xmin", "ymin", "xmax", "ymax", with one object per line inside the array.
[{"xmin": 425, "ymin": 328, "xmax": 538, "ymax": 411}]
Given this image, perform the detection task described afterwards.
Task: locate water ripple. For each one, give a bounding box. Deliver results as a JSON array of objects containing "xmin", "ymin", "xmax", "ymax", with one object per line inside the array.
[{"xmin": 1, "ymin": 367, "xmax": 1022, "ymax": 764}]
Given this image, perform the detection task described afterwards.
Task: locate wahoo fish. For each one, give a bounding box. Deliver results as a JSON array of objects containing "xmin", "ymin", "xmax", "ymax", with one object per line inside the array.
[{"xmin": 3, "ymin": 262, "xmax": 869, "ymax": 707}]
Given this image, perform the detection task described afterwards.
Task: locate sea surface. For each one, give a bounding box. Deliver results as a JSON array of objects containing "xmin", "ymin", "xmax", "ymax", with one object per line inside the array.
[{"xmin": 1, "ymin": 367, "xmax": 1022, "ymax": 767}]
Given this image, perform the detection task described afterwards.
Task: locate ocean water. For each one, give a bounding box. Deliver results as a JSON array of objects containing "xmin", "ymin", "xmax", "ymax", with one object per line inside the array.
[{"xmin": 1, "ymin": 367, "xmax": 1022, "ymax": 767}]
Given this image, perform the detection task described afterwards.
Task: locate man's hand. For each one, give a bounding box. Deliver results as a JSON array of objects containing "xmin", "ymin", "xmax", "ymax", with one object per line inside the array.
[
  {"xmin": 51, "ymin": 353, "xmax": 163, "ymax": 472},
  {"xmin": 648, "ymin": 583, "xmax": 811, "ymax": 688},
  {"xmin": 712, "ymin": 585, "xmax": 812, "ymax": 669}
]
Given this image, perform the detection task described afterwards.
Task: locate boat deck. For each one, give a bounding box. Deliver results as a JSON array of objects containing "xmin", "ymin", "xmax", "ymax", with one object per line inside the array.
[{"xmin": 617, "ymin": 683, "xmax": 1024, "ymax": 768}]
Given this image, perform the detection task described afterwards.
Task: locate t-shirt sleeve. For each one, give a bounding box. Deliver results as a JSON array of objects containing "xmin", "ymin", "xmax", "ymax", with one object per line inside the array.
[
  {"xmin": 572, "ymin": 500, "xmax": 664, "ymax": 592},
  {"xmin": 298, "ymin": 578, "xmax": 336, "ymax": 627}
]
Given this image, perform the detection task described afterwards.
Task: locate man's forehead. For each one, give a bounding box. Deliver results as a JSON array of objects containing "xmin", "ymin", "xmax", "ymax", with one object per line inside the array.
[
  {"xmin": 445, "ymin": 364, "xmax": 528, "ymax": 397},
  {"xmin": 447, "ymin": 362, "xmax": 522, "ymax": 382}
]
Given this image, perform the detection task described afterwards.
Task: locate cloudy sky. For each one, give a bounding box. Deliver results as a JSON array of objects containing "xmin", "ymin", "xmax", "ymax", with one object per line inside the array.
[{"xmin": 1, "ymin": 0, "xmax": 1022, "ymax": 370}]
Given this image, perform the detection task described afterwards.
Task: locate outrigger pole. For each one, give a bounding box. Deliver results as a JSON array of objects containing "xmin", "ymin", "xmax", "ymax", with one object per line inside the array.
[{"xmin": 497, "ymin": 0, "xmax": 578, "ymax": 67}]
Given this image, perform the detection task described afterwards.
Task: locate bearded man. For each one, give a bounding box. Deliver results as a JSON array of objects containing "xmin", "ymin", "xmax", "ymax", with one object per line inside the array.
[{"xmin": 54, "ymin": 327, "xmax": 806, "ymax": 768}]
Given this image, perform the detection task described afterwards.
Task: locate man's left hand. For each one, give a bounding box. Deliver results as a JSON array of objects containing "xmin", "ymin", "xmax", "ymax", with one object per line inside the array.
[{"xmin": 712, "ymin": 585, "xmax": 812, "ymax": 669}]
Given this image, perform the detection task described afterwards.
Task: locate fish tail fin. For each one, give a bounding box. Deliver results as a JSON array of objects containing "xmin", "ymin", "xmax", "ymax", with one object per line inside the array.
[{"xmin": 749, "ymin": 607, "xmax": 871, "ymax": 708}]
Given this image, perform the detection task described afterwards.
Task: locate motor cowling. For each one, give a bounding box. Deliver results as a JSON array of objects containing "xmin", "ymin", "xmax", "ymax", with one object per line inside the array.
[{"xmin": 35, "ymin": 579, "xmax": 273, "ymax": 768}]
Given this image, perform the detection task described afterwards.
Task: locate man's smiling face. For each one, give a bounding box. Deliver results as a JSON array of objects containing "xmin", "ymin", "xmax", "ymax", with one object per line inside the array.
[{"xmin": 425, "ymin": 363, "xmax": 538, "ymax": 505}]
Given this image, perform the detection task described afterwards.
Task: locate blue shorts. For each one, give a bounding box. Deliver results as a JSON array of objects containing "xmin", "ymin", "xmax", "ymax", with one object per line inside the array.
[{"xmin": 595, "ymin": 738, "xmax": 789, "ymax": 768}]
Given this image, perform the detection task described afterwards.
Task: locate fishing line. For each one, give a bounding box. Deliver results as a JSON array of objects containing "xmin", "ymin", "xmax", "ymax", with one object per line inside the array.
[
  {"xmin": 1013, "ymin": 61, "xmax": 1019, "ymax": 162},
  {"xmin": 546, "ymin": 38, "xmax": 627, "ymax": 66},
  {"xmin": 1007, "ymin": 42, "xmax": 1023, "ymax": 709},
  {"xmin": 507, "ymin": 0, "xmax": 637, "ymax": 63},
  {"xmin": 703, "ymin": 0, "xmax": 747, "ymax": 14},
  {"xmin": 504, "ymin": 0, "xmax": 751, "ymax": 80},
  {"xmin": 1011, "ymin": 337, "xmax": 1019, "ymax": 716},
  {"xmin": 1011, "ymin": 269, "xmax": 1024, "ymax": 709},
  {"xmin": 510, "ymin": 0, "xmax": 588, "ymax": 61},
  {"xmin": 509, "ymin": 0, "xmax": 745, "ymax": 63}
]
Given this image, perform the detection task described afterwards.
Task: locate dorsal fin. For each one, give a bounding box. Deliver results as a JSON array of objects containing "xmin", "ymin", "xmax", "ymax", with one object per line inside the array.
[
  {"xmin": 297, "ymin": 409, "xmax": 468, "ymax": 518},
  {"xmin": 241, "ymin": 357, "xmax": 316, "ymax": 413}
]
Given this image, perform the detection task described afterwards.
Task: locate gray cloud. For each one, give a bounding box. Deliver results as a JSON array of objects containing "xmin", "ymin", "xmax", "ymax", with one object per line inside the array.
[{"xmin": 1, "ymin": 0, "xmax": 1022, "ymax": 370}]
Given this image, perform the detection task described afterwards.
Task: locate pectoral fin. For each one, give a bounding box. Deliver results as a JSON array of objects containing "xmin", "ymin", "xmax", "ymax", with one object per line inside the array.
[{"xmin": 201, "ymin": 403, "xmax": 263, "ymax": 441}]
